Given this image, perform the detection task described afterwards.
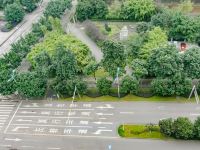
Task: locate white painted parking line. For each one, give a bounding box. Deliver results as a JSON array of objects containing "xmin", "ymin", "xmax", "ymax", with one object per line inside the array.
[
  {"xmin": 0, "ymin": 123, "xmax": 4, "ymax": 125},
  {"xmin": 21, "ymin": 145, "xmax": 34, "ymax": 148},
  {"xmin": 0, "ymin": 110, "xmax": 12, "ymax": 112},
  {"xmin": 0, "ymin": 120, "xmax": 6, "ymax": 122},
  {"xmin": 93, "ymin": 129, "xmax": 113, "ymax": 135},
  {"xmin": 0, "ymin": 115, "xmax": 9, "ymax": 117},
  {"xmin": 4, "ymin": 138, "xmax": 22, "ymax": 142},
  {"xmin": 19, "ymin": 108, "xmax": 94, "ymax": 111},
  {"xmin": 12, "ymin": 126, "xmax": 30, "ymax": 132},
  {"xmin": 20, "ymin": 111, "xmax": 37, "ymax": 114},
  {"xmin": 16, "ymin": 119, "xmax": 33, "ymax": 122},
  {"xmin": 190, "ymin": 113, "xmax": 200, "ymax": 116},
  {"xmin": 0, "ymin": 112, "xmax": 10, "ymax": 114}
]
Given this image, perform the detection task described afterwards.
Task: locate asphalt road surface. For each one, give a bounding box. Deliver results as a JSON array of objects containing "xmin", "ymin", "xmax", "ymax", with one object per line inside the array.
[{"xmin": 0, "ymin": 99, "xmax": 200, "ymax": 150}]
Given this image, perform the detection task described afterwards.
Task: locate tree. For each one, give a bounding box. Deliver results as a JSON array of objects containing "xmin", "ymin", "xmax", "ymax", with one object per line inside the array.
[
  {"xmin": 140, "ymin": 27, "xmax": 168, "ymax": 59},
  {"xmin": 20, "ymin": 0, "xmax": 37, "ymax": 12},
  {"xmin": 151, "ymin": 78, "xmax": 175, "ymax": 96},
  {"xmin": 97, "ymin": 77, "xmax": 112, "ymax": 95},
  {"xmin": 76, "ymin": 0, "xmax": 108, "ymax": 21},
  {"xmin": 4, "ymin": 2, "xmax": 25, "ymax": 24},
  {"xmin": 172, "ymin": 117, "xmax": 194, "ymax": 140},
  {"xmin": 53, "ymin": 78, "xmax": 87, "ymax": 96},
  {"xmin": 136, "ymin": 22, "xmax": 149, "ymax": 33},
  {"xmin": 176, "ymin": 0, "xmax": 193, "ymax": 14},
  {"xmin": 52, "ymin": 44, "xmax": 78, "ymax": 80},
  {"xmin": 148, "ymin": 45, "xmax": 183, "ymax": 78},
  {"xmin": 16, "ymin": 72, "xmax": 47, "ymax": 98},
  {"xmin": 159, "ymin": 118, "xmax": 173, "ymax": 137},
  {"xmin": 131, "ymin": 59, "xmax": 148, "ymax": 79},
  {"xmin": 84, "ymin": 61, "xmax": 99, "ymax": 80},
  {"xmin": 121, "ymin": 76, "xmax": 139, "ymax": 94},
  {"xmin": 101, "ymin": 41, "xmax": 126, "ymax": 78},
  {"xmin": 121, "ymin": 0, "xmax": 156, "ymax": 21},
  {"xmin": 194, "ymin": 117, "xmax": 200, "ymax": 139},
  {"xmin": 44, "ymin": 0, "xmax": 71, "ymax": 18},
  {"xmin": 183, "ymin": 48, "xmax": 200, "ymax": 79}
]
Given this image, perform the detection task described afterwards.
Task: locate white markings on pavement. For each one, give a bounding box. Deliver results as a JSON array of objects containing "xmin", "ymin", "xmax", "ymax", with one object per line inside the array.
[
  {"xmin": 4, "ymin": 138, "xmax": 22, "ymax": 142},
  {"xmin": 190, "ymin": 113, "xmax": 200, "ymax": 116},
  {"xmin": 47, "ymin": 148, "xmax": 61, "ymax": 150},
  {"xmin": 16, "ymin": 119, "xmax": 33, "ymax": 122},
  {"xmin": 119, "ymin": 112, "xmax": 134, "ymax": 114},
  {"xmin": 20, "ymin": 111, "xmax": 37, "ymax": 114},
  {"xmin": 93, "ymin": 122, "xmax": 113, "ymax": 125},
  {"xmin": 12, "ymin": 126, "xmax": 30, "ymax": 132},
  {"xmin": 93, "ymin": 129, "xmax": 113, "ymax": 135},
  {"xmin": 96, "ymin": 113, "xmax": 113, "ymax": 116}
]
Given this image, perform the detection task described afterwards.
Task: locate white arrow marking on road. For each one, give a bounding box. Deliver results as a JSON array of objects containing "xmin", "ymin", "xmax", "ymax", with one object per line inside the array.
[
  {"xmin": 96, "ymin": 113, "xmax": 113, "ymax": 116},
  {"xmin": 93, "ymin": 122, "xmax": 113, "ymax": 125},
  {"xmin": 20, "ymin": 111, "xmax": 37, "ymax": 114},
  {"xmin": 4, "ymin": 138, "xmax": 22, "ymax": 142},
  {"xmin": 12, "ymin": 127, "xmax": 30, "ymax": 132},
  {"xmin": 120, "ymin": 112, "xmax": 134, "ymax": 114},
  {"xmin": 16, "ymin": 119, "xmax": 33, "ymax": 122},
  {"xmin": 93, "ymin": 129, "xmax": 112, "ymax": 135}
]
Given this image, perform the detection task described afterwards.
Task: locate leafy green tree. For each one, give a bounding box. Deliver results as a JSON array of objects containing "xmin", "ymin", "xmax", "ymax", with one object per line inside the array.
[
  {"xmin": 52, "ymin": 44, "xmax": 78, "ymax": 80},
  {"xmin": 121, "ymin": 76, "xmax": 139, "ymax": 94},
  {"xmin": 97, "ymin": 77, "xmax": 112, "ymax": 95},
  {"xmin": 0, "ymin": 69, "xmax": 17, "ymax": 95},
  {"xmin": 20, "ymin": 0, "xmax": 37, "ymax": 12},
  {"xmin": 121, "ymin": 0, "xmax": 156, "ymax": 21},
  {"xmin": 159, "ymin": 118, "xmax": 173, "ymax": 137},
  {"xmin": 53, "ymin": 79, "xmax": 87, "ymax": 96},
  {"xmin": 176, "ymin": 0, "xmax": 193, "ymax": 14},
  {"xmin": 194, "ymin": 117, "xmax": 200, "ymax": 139},
  {"xmin": 44, "ymin": 0, "xmax": 71, "ymax": 18},
  {"xmin": 84, "ymin": 61, "xmax": 99, "ymax": 80},
  {"xmin": 151, "ymin": 78, "xmax": 175, "ymax": 96},
  {"xmin": 76, "ymin": 0, "xmax": 108, "ymax": 21},
  {"xmin": 136, "ymin": 22, "xmax": 149, "ymax": 33},
  {"xmin": 4, "ymin": 2, "xmax": 25, "ymax": 23},
  {"xmin": 148, "ymin": 45, "xmax": 183, "ymax": 78},
  {"xmin": 16, "ymin": 72, "xmax": 47, "ymax": 98},
  {"xmin": 101, "ymin": 41, "xmax": 126, "ymax": 78},
  {"xmin": 131, "ymin": 59, "xmax": 148, "ymax": 79},
  {"xmin": 172, "ymin": 117, "xmax": 194, "ymax": 140},
  {"xmin": 140, "ymin": 27, "xmax": 168, "ymax": 59},
  {"xmin": 183, "ymin": 48, "xmax": 200, "ymax": 79}
]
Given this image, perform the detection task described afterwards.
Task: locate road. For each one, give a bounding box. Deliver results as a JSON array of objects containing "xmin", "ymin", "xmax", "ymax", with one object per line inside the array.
[
  {"xmin": 0, "ymin": 0, "xmax": 49, "ymax": 57},
  {"xmin": 0, "ymin": 99, "xmax": 200, "ymax": 149}
]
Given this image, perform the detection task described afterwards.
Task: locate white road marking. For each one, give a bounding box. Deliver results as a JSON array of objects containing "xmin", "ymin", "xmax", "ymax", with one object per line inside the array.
[
  {"xmin": 0, "ymin": 110, "xmax": 12, "ymax": 111},
  {"xmin": 0, "ymin": 112, "xmax": 10, "ymax": 114},
  {"xmin": 0, "ymin": 144, "xmax": 12, "ymax": 147},
  {"xmin": 21, "ymin": 145, "xmax": 34, "ymax": 148},
  {"xmin": 98, "ymin": 127, "xmax": 107, "ymax": 129},
  {"xmin": 0, "ymin": 123, "xmax": 4, "ymax": 125},
  {"xmin": 4, "ymin": 101, "xmax": 22, "ymax": 133},
  {"xmin": 16, "ymin": 119, "xmax": 33, "ymax": 122},
  {"xmin": 120, "ymin": 112, "xmax": 134, "ymax": 114},
  {"xmin": 0, "ymin": 105, "xmax": 15, "ymax": 107},
  {"xmin": 93, "ymin": 129, "xmax": 112, "ymax": 135},
  {"xmin": 96, "ymin": 113, "xmax": 113, "ymax": 116},
  {"xmin": 12, "ymin": 126, "xmax": 30, "ymax": 132},
  {"xmin": 0, "ymin": 117, "xmax": 7, "ymax": 119},
  {"xmin": 19, "ymin": 108, "xmax": 94, "ymax": 111},
  {"xmin": 10, "ymin": 124, "xmax": 93, "ymax": 128},
  {"xmin": 93, "ymin": 122, "xmax": 113, "ymax": 125},
  {"xmin": 20, "ymin": 111, "xmax": 37, "ymax": 114},
  {"xmin": 99, "ymin": 118, "xmax": 107, "ymax": 120},
  {"xmin": 15, "ymin": 116, "xmax": 92, "ymax": 119},
  {"xmin": 4, "ymin": 138, "xmax": 22, "ymax": 142},
  {"xmin": 0, "ymin": 115, "xmax": 8, "ymax": 117},
  {"xmin": 48, "ymin": 148, "xmax": 61, "ymax": 150}
]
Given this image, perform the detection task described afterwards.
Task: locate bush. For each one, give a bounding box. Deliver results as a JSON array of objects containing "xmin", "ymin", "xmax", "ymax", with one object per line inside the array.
[
  {"xmin": 136, "ymin": 22, "xmax": 149, "ymax": 33},
  {"xmin": 121, "ymin": 76, "xmax": 139, "ymax": 95},
  {"xmin": 4, "ymin": 3, "xmax": 25, "ymax": 24},
  {"xmin": 97, "ymin": 77, "xmax": 112, "ymax": 95},
  {"xmin": 194, "ymin": 117, "xmax": 200, "ymax": 139},
  {"xmin": 159, "ymin": 118, "xmax": 173, "ymax": 136},
  {"xmin": 172, "ymin": 117, "xmax": 194, "ymax": 140}
]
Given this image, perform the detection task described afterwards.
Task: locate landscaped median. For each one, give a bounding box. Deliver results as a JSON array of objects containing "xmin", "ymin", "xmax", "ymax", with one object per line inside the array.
[{"xmin": 118, "ymin": 124, "xmax": 167, "ymax": 139}]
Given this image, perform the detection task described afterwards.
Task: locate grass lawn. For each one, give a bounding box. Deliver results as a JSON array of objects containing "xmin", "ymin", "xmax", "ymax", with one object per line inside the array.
[
  {"xmin": 118, "ymin": 124, "xmax": 167, "ymax": 139},
  {"xmin": 60, "ymin": 94, "xmax": 196, "ymax": 102}
]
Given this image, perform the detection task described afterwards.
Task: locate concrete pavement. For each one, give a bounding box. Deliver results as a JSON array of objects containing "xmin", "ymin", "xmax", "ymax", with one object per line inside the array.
[{"xmin": 0, "ymin": 99, "xmax": 200, "ymax": 149}]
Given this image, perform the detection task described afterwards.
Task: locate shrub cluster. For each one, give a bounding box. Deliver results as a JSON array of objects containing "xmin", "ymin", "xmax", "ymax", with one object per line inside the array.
[{"xmin": 159, "ymin": 117, "xmax": 200, "ymax": 140}]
